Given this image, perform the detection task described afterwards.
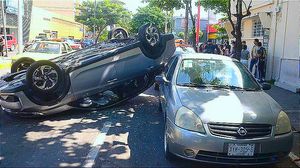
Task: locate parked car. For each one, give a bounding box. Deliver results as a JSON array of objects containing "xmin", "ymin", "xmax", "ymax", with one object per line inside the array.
[
  {"xmin": 1, "ymin": 34, "xmax": 17, "ymax": 51},
  {"xmin": 66, "ymin": 39, "xmax": 82, "ymax": 50},
  {"xmin": 11, "ymin": 41, "xmax": 73, "ymax": 72},
  {"xmin": 156, "ymin": 53, "xmax": 293, "ymax": 165},
  {"xmin": 0, "ymin": 24, "xmax": 175, "ymax": 116},
  {"xmin": 82, "ymin": 38, "xmax": 94, "ymax": 48}
]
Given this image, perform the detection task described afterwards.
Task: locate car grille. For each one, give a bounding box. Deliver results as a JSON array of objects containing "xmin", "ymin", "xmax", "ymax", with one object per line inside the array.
[
  {"xmin": 195, "ymin": 150, "xmax": 285, "ymax": 164},
  {"xmin": 208, "ymin": 123, "xmax": 272, "ymax": 139}
]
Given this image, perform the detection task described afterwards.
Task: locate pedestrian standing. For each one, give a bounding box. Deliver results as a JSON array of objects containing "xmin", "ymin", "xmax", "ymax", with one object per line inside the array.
[
  {"xmin": 257, "ymin": 42, "xmax": 266, "ymax": 82},
  {"xmin": 0, "ymin": 37, "xmax": 4, "ymax": 57},
  {"xmin": 240, "ymin": 44, "xmax": 250, "ymax": 67},
  {"xmin": 250, "ymin": 39, "xmax": 259, "ymax": 77}
]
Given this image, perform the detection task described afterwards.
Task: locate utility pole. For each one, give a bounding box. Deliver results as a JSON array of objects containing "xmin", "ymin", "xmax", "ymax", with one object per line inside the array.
[
  {"xmin": 1, "ymin": 0, "xmax": 8, "ymax": 56},
  {"xmin": 18, "ymin": 0, "xmax": 23, "ymax": 54}
]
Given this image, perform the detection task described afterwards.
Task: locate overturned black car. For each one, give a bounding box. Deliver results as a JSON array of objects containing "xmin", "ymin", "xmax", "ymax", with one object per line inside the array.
[{"xmin": 0, "ymin": 24, "xmax": 175, "ymax": 116}]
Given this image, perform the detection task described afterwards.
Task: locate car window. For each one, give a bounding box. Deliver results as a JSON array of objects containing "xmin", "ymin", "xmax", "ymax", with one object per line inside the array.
[
  {"xmin": 65, "ymin": 43, "xmax": 73, "ymax": 52},
  {"xmin": 6, "ymin": 36, "xmax": 12, "ymax": 40},
  {"xmin": 166, "ymin": 57, "xmax": 179, "ymax": 81},
  {"xmin": 61, "ymin": 43, "xmax": 67, "ymax": 53},
  {"xmin": 1, "ymin": 36, "xmax": 12, "ymax": 40},
  {"xmin": 26, "ymin": 42, "xmax": 60, "ymax": 54},
  {"xmin": 176, "ymin": 59, "xmax": 261, "ymax": 90}
]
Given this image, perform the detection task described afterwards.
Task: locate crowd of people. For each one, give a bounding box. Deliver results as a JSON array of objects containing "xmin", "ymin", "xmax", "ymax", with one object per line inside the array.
[{"xmin": 197, "ymin": 39, "xmax": 267, "ymax": 82}]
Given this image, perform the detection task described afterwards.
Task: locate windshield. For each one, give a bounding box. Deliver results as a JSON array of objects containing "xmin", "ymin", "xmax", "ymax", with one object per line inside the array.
[
  {"xmin": 176, "ymin": 59, "xmax": 261, "ymax": 91},
  {"xmin": 26, "ymin": 42, "xmax": 60, "ymax": 54}
]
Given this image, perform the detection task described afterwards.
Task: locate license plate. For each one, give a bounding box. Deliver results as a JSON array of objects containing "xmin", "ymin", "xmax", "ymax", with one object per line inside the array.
[{"xmin": 227, "ymin": 144, "xmax": 255, "ymax": 156}]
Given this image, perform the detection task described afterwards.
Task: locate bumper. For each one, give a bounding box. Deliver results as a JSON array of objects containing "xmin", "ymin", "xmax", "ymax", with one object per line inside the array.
[
  {"xmin": 166, "ymin": 119, "xmax": 293, "ymax": 165},
  {"xmin": 0, "ymin": 91, "xmax": 73, "ymax": 116}
]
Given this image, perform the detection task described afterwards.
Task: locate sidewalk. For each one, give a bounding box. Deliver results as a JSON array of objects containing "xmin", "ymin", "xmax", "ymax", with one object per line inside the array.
[
  {"xmin": 266, "ymin": 86, "xmax": 300, "ymax": 166},
  {"xmin": 0, "ymin": 50, "xmax": 17, "ymax": 77}
]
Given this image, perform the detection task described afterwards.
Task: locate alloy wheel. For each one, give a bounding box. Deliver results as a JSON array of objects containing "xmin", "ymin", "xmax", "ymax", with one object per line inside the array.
[
  {"xmin": 145, "ymin": 24, "xmax": 160, "ymax": 47},
  {"xmin": 32, "ymin": 65, "xmax": 58, "ymax": 90}
]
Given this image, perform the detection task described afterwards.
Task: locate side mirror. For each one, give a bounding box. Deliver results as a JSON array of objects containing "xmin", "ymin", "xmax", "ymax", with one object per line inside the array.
[
  {"xmin": 155, "ymin": 75, "xmax": 169, "ymax": 85},
  {"xmin": 262, "ymin": 82, "xmax": 271, "ymax": 90}
]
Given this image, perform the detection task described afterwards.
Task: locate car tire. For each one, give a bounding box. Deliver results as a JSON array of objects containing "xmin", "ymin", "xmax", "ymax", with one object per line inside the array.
[
  {"xmin": 10, "ymin": 45, "xmax": 15, "ymax": 51},
  {"xmin": 25, "ymin": 60, "xmax": 69, "ymax": 105},
  {"xmin": 108, "ymin": 27, "xmax": 128, "ymax": 40},
  {"xmin": 11, "ymin": 58, "xmax": 35, "ymax": 73},
  {"xmin": 164, "ymin": 123, "xmax": 176, "ymax": 160},
  {"xmin": 138, "ymin": 23, "xmax": 165, "ymax": 59}
]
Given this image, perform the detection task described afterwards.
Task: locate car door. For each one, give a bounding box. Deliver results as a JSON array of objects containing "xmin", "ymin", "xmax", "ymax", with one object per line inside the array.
[{"xmin": 160, "ymin": 56, "xmax": 179, "ymax": 113}]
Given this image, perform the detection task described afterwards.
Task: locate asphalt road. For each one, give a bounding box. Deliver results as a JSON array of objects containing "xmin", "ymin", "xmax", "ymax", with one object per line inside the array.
[{"xmin": 0, "ymin": 87, "xmax": 297, "ymax": 168}]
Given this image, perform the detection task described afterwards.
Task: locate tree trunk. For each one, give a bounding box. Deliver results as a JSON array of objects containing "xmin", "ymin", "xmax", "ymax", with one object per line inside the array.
[
  {"xmin": 188, "ymin": 1, "xmax": 196, "ymax": 49},
  {"xmin": 184, "ymin": 2, "xmax": 189, "ymax": 43}
]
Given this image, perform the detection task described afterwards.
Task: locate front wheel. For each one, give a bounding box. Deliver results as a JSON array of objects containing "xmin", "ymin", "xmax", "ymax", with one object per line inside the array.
[{"xmin": 25, "ymin": 60, "xmax": 69, "ymax": 105}]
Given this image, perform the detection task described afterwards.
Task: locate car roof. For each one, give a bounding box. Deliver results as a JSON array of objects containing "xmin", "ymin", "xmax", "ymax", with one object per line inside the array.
[{"xmin": 179, "ymin": 53, "xmax": 237, "ymax": 61}]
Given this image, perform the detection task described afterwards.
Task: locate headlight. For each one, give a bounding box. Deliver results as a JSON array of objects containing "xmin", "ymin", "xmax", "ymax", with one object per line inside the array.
[
  {"xmin": 175, "ymin": 106, "xmax": 205, "ymax": 134},
  {"xmin": 275, "ymin": 111, "xmax": 291, "ymax": 135}
]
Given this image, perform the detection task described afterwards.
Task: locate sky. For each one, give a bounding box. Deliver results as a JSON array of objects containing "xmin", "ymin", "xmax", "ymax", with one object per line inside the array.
[{"xmin": 120, "ymin": 0, "xmax": 223, "ymax": 23}]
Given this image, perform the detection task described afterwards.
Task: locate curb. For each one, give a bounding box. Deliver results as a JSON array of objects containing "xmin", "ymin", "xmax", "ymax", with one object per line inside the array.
[{"xmin": 289, "ymin": 152, "xmax": 300, "ymax": 167}]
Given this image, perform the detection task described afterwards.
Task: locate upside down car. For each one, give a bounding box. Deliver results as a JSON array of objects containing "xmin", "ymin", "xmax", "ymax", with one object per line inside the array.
[{"xmin": 0, "ymin": 24, "xmax": 175, "ymax": 116}]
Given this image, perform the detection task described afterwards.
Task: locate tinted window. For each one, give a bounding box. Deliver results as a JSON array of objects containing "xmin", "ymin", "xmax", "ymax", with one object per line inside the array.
[{"xmin": 176, "ymin": 59, "xmax": 260, "ymax": 90}]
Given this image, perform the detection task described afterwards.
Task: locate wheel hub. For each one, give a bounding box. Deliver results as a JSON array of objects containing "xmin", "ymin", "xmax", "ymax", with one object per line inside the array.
[
  {"xmin": 145, "ymin": 24, "xmax": 160, "ymax": 47},
  {"xmin": 32, "ymin": 65, "xmax": 58, "ymax": 90}
]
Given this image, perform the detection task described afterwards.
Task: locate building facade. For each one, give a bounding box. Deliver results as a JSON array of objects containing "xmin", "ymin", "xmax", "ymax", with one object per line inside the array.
[
  {"xmin": 1, "ymin": 0, "xmax": 84, "ymax": 44},
  {"xmin": 173, "ymin": 16, "xmax": 208, "ymax": 42},
  {"xmin": 226, "ymin": 0, "xmax": 300, "ymax": 93}
]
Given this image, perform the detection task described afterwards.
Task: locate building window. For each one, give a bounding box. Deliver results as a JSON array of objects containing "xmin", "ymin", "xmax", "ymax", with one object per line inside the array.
[{"xmin": 252, "ymin": 20, "xmax": 263, "ymax": 37}]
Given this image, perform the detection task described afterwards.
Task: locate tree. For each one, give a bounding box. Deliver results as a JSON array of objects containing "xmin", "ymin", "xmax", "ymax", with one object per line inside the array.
[
  {"xmin": 200, "ymin": 0, "xmax": 252, "ymax": 60},
  {"xmin": 143, "ymin": 0, "xmax": 183, "ymax": 33},
  {"xmin": 76, "ymin": 0, "xmax": 131, "ymax": 43},
  {"xmin": 213, "ymin": 24, "xmax": 228, "ymax": 43},
  {"xmin": 178, "ymin": 32, "xmax": 185, "ymax": 39},
  {"xmin": 130, "ymin": 6, "xmax": 165, "ymax": 33}
]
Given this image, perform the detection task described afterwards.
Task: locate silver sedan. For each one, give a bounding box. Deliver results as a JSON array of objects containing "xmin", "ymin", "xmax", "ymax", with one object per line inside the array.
[{"xmin": 156, "ymin": 53, "xmax": 293, "ymax": 165}]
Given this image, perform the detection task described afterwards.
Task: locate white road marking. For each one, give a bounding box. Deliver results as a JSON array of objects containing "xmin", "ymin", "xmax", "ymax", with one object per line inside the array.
[
  {"xmin": 289, "ymin": 152, "xmax": 300, "ymax": 167},
  {"xmin": 83, "ymin": 121, "xmax": 112, "ymax": 168}
]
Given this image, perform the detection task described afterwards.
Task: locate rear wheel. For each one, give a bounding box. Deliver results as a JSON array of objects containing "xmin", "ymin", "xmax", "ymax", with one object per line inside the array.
[
  {"xmin": 108, "ymin": 28, "xmax": 128, "ymax": 40},
  {"xmin": 11, "ymin": 58, "xmax": 35, "ymax": 73}
]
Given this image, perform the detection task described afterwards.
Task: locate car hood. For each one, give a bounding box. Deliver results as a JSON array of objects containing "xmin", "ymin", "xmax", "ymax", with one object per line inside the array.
[
  {"xmin": 12, "ymin": 52, "xmax": 61, "ymax": 61},
  {"xmin": 176, "ymin": 87, "xmax": 281, "ymax": 125}
]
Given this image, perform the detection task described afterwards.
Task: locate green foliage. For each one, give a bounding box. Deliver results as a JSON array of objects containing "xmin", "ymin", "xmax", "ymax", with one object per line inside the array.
[
  {"xmin": 130, "ymin": 6, "xmax": 165, "ymax": 33},
  {"xmin": 213, "ymin": 24, "xmax": 228, "ymax": 40},
  {"xmin": 177, "ymin": 32, "xmax": 184, "ymax": 39},
  {"xmin": 76, "ymin": 0, "xmax": 131, "ymax": 35},
  {"xmin": 199, "ymin": 0, "xmax": 228, "ymax": 14},
  {"xmin": 148, "ymin": 0, "xmax": 183, "ymax": 11}
]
